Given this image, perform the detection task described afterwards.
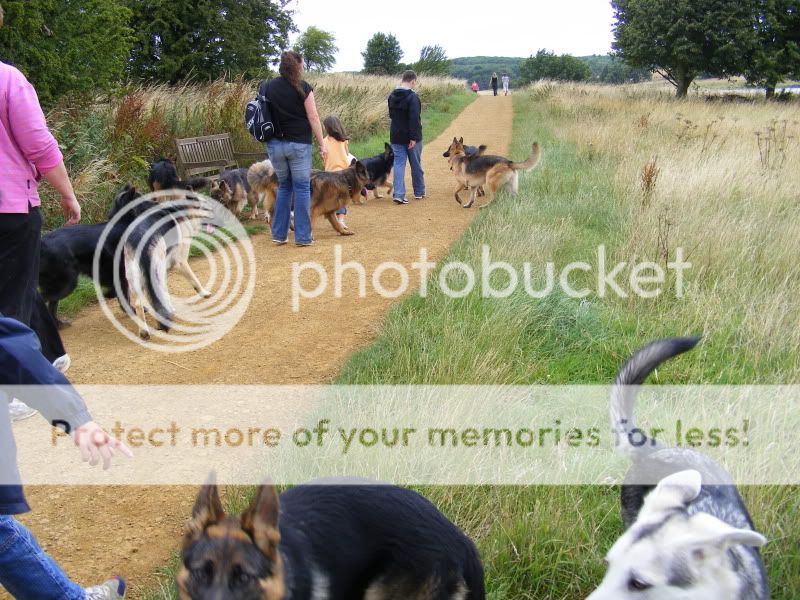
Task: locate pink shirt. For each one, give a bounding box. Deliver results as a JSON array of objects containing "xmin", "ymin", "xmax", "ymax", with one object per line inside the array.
[{"xmin": 0, "ymin": 62, "xmax": 64, "ymax": 213}]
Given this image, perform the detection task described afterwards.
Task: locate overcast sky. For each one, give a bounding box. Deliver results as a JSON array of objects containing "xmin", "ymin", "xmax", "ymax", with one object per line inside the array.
[{"xmin": 288, "ymin": 0, "xmax": 616, "ymax": 72}]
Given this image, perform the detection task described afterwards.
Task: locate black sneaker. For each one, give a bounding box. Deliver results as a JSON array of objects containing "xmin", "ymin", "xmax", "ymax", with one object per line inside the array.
[{"xmin": 393, "ymin": 197, "xmax": 409, "ymax": 205}]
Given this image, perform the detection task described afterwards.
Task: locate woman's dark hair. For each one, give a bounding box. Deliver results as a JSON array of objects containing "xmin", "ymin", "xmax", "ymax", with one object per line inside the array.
[
  {"xmin": 323, "ymin": 115, "xmax": 349, "ymax": 142},
  {"xmin": 279, "ymin": 51, "xmax": 306, "ymax": 99}
]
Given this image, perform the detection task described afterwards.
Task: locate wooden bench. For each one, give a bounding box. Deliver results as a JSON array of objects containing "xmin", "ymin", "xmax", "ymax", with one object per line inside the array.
[{"xmin": 175, "ymin": 133, "xmax": 265, "ymax": 180}]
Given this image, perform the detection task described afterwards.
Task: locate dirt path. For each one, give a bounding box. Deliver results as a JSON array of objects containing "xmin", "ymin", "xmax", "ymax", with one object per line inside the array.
[{"xmin": 7, "ymin": 95, "xmax": 514, "ymax": 598}]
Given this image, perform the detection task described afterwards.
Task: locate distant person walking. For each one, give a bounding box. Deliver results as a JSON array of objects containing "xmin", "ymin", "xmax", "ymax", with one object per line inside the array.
[
  {"xmin": 502, "ymin": 73, "xmax": 511, "ymax": 96},
  {"xmin": 471, "ymin": 81, "xmax": 479, "ymax": 93},
  {"xmin": 490, "ymin": 72, "xmax": 498, "ymax": 96},
  {"xmin": 388, "ymin": 70, "xmax": 425, "ymax": 205}
]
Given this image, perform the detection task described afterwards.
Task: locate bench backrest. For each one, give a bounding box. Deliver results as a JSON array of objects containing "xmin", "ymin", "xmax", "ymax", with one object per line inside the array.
[{"xmin": 175, "ymin": 133, "xmax": 239, "ymax": 179}]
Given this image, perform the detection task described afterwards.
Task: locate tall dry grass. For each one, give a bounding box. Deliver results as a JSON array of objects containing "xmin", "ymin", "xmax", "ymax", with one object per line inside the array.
[
  {"xmin": 40, "ymin": 74, "xmax": 465, "ymax": 227},
  {"xmin": 532, "ymin": 81, "xmax": 800, "ymax": 381}
]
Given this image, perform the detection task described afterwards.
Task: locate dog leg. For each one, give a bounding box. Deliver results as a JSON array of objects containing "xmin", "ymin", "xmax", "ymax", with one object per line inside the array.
[
  {"xmin": 248, "ymin": 190, "xmax": 260, "ymax": 220},
  {"xmin": 326, "ymin": 212, "xmax": 354, "ymax": 236},
  {"xmin": 454, "ymin": 183, "xmax": 467, "ymax": 205},
  {"xmin": 175, "ymin": 260, "xmax": 212, "ymax": 297},
  {"xmin": 463, "ymin": 188, "xmax": 477, "ymax": 209}
]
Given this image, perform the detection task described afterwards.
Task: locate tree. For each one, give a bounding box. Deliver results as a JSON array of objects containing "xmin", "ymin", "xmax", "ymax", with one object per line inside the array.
[
  {"xmin": 413, "ymin": 44, "xmax": 450, "ymax": 76},
  {"xmin": 746, "ymin": 0, "xmax": 800, "ymax": 98},
  {"xmin": 519, "ymin": 50, "xmax": 591, "ymax": 84},
  {"xmin": 0, "ymin": 0, "xmax": 132, "ymax": 106},
  {"xmin": 612, "ymin": 0, "xmax": 757, "ymax": 97},
  {"xmin": 125, "ymin": 0, "xmax": 294, "ymax": 83},
  {"xmin": 362, "ymin": 32, "xmax": 403, "ymax": 75},
  {"xmin": 293, "ymin": 26, "xmax": 338, "ymax": 72}
]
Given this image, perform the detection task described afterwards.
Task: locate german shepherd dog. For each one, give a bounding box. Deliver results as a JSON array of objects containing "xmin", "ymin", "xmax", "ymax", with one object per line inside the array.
[
  {"xmin": 588, "ymin": 338, "xmax": 768, "ymax": 600},
  {"xmin": 445, "ymin": 138, "xmax": 541, "ymax": 209},
  {"xmin": 309, "ymin": 160, "xmax": 370, "ymax": 236},
  {"xmin": 442, "ymin": 142, "xmax": 485, "ymax": 197},
  {"xmin": 109, "ymin": 185, "xmax": 213, "ymax": 339},
  {"xmin": 148, "ymin": 158, "xmax": 209, "ymax": 193},
  {"xmin": 178, "ymin": 478, "xmax": 486, "ymax": 600},
  {"xmin": 247, "ymin": 160, "xmax": 279, "ymax": 221},
  {"xmin": 209, "ymin": 169, "xmax": 258, "ymax": 219},
  {"xmin": 360, "ymin": 143, "xmax": 395, "ymax": 199}
]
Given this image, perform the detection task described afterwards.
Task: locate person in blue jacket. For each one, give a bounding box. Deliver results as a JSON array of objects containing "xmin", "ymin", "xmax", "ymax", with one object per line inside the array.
[{"xmin": 0, "ymin": 315, "xmax": 132, "ymax": 599}]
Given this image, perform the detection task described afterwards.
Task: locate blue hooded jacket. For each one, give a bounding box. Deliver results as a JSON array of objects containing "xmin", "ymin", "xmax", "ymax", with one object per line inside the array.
[{"xmin": 0, "ymin": 317, "xmax": 91, "ymax": 514}]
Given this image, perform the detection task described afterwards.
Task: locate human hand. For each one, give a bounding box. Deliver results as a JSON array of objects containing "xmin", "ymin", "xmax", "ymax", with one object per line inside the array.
[
  {"xmin": 408, "ymin": 140, "xmax": 417, "ymax": 150},
  {"xmin": 73, "ymin": 421, "xmax": 133, "ymax": 470},
  {"xmin": 319, "ymin": 142, "xmax": 328, "ymax": 162},
  {"xmin": 60, "ymin": 195, "xmax": 81, "ymax": 225}
]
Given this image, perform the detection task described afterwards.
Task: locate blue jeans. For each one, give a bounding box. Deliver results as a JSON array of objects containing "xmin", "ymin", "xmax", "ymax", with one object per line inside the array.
[
  {"xmin": 391, "ymin": 142, "xmax": 425, "ymax": 200},
  {"xmin": 267, "ymin": 140, "xmax": 313, "ymax": 245},
  {"xmin": 0, "ymin": 516, "xmax": 84, "ymax": 599}
]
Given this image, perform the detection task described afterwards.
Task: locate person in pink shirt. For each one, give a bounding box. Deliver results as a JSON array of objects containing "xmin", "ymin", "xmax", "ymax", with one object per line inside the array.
[{"xmin": 1, "ymin": 7, "xmax": 81, "ymax": 420}]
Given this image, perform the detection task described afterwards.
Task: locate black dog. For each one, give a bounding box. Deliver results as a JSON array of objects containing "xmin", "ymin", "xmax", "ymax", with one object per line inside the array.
[
  {"xmin": 359, "ymin": 143, "xmax": 395, "ymax": 199},
  {"xmin": 148, "ymin": 158, "xmax": 208, "ymax": 193},
  {"xmin": 38, "ymin": 185, "xmax": 171, "ymax": 328},
  {"xmin": 178, "ymin": 479, "xmax": 486, "ymax": 600}
]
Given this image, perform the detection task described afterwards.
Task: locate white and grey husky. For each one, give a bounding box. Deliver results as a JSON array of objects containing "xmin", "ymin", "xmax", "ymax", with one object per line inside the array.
[{"xmin": 588, "ymin": 338, "xmax": 769, "ymax": 600}]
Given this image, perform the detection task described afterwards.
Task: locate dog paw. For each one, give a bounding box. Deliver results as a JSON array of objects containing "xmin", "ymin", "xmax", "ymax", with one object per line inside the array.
[
  {"xmin": 139, "ymin": 329, "xmax": 151, "ymax": 341},
  {"xmin": 340, "ymin": 229, "xmax": 355, "ymax": 236},
  {"xmin": 199, "ymin": 289, "xmax": 212, "ymax": 298},
  {"xmin": 463, "ymin": 203, "xmax": 473, "ymax": 209}
]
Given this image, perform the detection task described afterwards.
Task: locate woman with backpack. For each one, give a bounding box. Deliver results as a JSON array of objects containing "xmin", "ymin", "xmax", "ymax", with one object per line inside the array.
[{"xmin": 263, "ymin": 51, "xmax": 327, "ymax": 247}]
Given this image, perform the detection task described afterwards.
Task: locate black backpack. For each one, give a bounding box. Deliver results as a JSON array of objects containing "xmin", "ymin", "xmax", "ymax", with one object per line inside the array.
[{"xmin": 245, "ymin": 80, "xmax": 282, "ymax": 143}]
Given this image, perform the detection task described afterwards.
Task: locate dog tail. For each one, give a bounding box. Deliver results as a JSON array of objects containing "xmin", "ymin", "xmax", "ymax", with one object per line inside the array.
[
  {"xmin": 610, "ymin": 337, "xmax": 701, "ymax": 458},
  {"xmin": 512, "ymin": 142, "xmax": 541, "ymax": 171},
  {"xmin": 139, "ymin": 239, "xmax": 173, "ymax": 332},
  {"xmin": 247, "ymin": 160, "xmax": 275, "ymax": 189}
]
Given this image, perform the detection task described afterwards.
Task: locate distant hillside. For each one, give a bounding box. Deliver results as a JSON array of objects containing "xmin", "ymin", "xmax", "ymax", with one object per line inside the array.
[
  {"xmin": 449, "ymin": 56, "xmax": 524, "ymax": 85},
  {"xmin": 450, "ymin": 55, "xmax": 651, "ymax": 85}
]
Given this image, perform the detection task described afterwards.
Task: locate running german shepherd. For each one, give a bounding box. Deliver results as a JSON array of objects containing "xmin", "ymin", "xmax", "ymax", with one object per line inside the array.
[
  {"xmin": 310, "ymin": 160, "xmax": 370, "ymax": 236},
  {"xmin": 178, "ymin": 477, "xmax": 486, "ymax": 600},
  {"xmin": 445, "ymin": 138, "xmax": 541, "ymax": 209}
]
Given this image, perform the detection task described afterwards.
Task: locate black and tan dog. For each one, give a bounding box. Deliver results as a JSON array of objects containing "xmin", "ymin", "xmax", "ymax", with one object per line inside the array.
[
  {"xmin": 178, "ymin": 478, "xmax": 486, "ymax": 600},
  {"xmin": 445, "ymin": 137, "xmax": 541, "ymax": 209},
  {"xmin": 443, "ymin": 142, "xmax": 485, "ymax": 197},
  {"xmin": 310, "ymin": 159, "xmax": 370, "ymax": 236},
  {"xmin": 360, "ymin": 143, "xmax": 395, "ymax": 199},
  {"xmin": 148, "ymin": 158, "xmax": 208, "ymax": 193},
  {"xmin": 209, "ymin": 169, "xmax": 257, "ymax": 219}
]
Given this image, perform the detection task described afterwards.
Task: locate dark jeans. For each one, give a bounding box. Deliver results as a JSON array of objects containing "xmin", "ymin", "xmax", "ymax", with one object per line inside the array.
[
  {"xmin": 0, "ymin": 207, "xmax": 66, "ymax": 361},
  {"xmin": 0, "ymin": 207, "xmax": 42, "ymax": 325}
]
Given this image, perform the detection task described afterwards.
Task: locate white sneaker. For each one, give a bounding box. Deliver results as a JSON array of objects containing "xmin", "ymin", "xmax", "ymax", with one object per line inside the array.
[
  {"xmin": 53, "ymin": 354, "xmax": 71, "ymax": 374},
  {"xmin": 84, "ymin": 577, "xmax": 126, "ymax": 599},
  {"xmin": 9, "ymin": 399, "xmax": 38, "ymax": 422}
]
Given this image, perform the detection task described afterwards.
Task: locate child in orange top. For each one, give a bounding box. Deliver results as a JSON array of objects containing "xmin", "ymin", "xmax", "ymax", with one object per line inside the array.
[{"xmin": 323, "ymin": 115, "xmax": 356, "ymax": 229}]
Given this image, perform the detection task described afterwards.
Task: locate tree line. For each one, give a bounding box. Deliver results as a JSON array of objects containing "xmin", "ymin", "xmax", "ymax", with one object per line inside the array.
[
  {"xmin": 613, "ymin": 0, "xmax": 800, "ymax": 97},
  {"xmin": 0, "ymin": 0, "xmax": 338, "ymax": 107}
]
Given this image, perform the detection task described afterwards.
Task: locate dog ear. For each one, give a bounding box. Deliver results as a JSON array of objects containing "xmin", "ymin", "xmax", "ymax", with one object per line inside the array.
[
  {"xmin": 683, "ymin": 513, "xmax": 767, "ymax": 557},
  {"xmin": 642, "ymin": 470, "xmax": 702, "ymax": 518},
  {"xmin": 355, "ymin": 161, "xmax": 368, "ymax": 178},
  {"xmin": 184, "ymin": 473, "xmax": 226, "ymax": 547},
  {"xmin": 350, "ymin": 158, "xmax": 358, "ymax": 167},
  {"xmin": 240, "ymin": 483, "xmax": 281, "ymax": 560},
  {"xmin": 384, "ymin": 142, "xmax": 391, "ymax": 152},
  {"xmin": 459, "ymin": 137, "xmax": 464, "ymax": 144}
]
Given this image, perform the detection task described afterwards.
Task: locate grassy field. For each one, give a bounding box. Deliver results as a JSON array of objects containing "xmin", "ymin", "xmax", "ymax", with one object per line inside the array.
[{"xmin": 334, "ymin": 83, "xmax": 799, "ymax": 598}]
